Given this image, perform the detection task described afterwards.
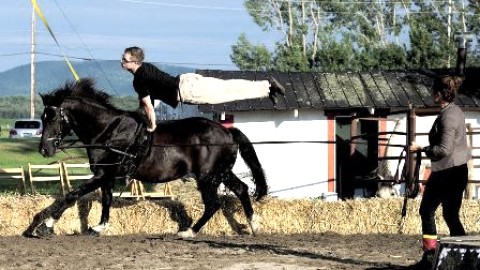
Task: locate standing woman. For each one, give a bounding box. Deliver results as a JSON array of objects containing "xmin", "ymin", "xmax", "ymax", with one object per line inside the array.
[{"xmin": 408, "ymin": 75, "xmax": 469, "ymax": 269}]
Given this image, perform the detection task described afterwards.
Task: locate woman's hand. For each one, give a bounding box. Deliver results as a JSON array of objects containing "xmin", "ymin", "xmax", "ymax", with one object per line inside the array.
[{"xmin": 409, "ymin": 141, "xmax": 422, "ymax": 152}]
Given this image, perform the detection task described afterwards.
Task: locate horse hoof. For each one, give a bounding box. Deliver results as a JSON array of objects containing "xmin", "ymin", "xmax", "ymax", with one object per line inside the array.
[
  {"xmin": 85, "ymin": 227, "xmax": 101, "ymax": 237},
  {"xmin": 22, "ymin": 230, "xmax": 39, "ymax": 238},
  {"xmin": 34, "ymin": 223, "xmax": 55, "ymax": 237},
  {"xmin": 249, "ymin": 214, "xmax": 261, "ymax": 236},
  {"xmin": 177, "ymin": 228, "xmax": 196, "ymax": 238}
]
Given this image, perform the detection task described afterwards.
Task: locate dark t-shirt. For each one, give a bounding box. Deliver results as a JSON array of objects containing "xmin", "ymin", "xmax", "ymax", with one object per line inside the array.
[{"xmin": 133, "ymin": 62, "xmax": 179, "ymax": 108}]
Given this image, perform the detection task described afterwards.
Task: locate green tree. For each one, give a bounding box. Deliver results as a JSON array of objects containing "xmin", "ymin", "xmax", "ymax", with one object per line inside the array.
[
  {"xmin": 407, "ymin": 1, "xmax": 455, "ymax": 68},
  {"xmin": 230, "ymin": 33, "xmax": 273, "ymax": 71},
  {"xmin": 314, "ymin": 37, "xmax": 359, "ymax": 72},
  {"xmin": 239, "ymin": 0, "xmax": 341, "ymax": 71},
  {"xmin": 358, "ymin": 43, "xmax": 408, "ymax": 70},
  {"xmin": 233, "ymin": 0, "xmax": 480, "ymax": 72},
  {"xmin": 236, "ymin": 0, "xmax": 409, "ymax": 71},
  {"xmin": 0, "ymin": 96, "xmax": 138, "ymax": 119}
]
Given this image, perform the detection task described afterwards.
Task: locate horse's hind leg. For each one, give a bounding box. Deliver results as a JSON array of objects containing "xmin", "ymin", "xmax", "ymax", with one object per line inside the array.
[
  {"xmin": 222, "ymin": 171, "xmax": 259, "ymax": 236},
  {"xmin": 84, "ymin": 178, "xmax": 115, "ymax": 236},
  {"xmin": 177, "ymin": 177, "xmax": 221, "ymax": 238}
]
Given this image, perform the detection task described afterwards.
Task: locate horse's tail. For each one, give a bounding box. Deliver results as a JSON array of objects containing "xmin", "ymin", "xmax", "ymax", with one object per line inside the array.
[{"xmin": 229, "ymin": 127, "xmax": 268, "ymax": 201}]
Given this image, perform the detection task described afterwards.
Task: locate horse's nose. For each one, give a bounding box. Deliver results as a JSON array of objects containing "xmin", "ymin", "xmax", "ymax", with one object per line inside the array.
[{"xmin": 39, "ymin": 148, "xmax": 46, "ymax": 157}]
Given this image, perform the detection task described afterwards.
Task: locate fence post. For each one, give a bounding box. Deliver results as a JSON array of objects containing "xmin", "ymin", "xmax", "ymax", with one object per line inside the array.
[{"xmin": 406, "ymin": 105, "xmax": 417, "ymax": 194}]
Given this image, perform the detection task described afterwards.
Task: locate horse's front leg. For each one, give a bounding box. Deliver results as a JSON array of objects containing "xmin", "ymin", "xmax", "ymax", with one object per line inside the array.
[
  {"xmin": 22, "ymin": 177, "xmax": 104, "ymax": 238},
  {"xmin": 85, "ymin": 180, "xmax": 114, "ymax": 236}
]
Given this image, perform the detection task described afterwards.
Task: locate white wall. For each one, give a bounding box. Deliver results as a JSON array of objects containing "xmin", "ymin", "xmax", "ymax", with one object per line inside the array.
[
  {"xmin": 465, "ymin": 112, "xmax": 480, "ymax": 190},
  {"xmin": 385, "ymin": 112, "xmax": 480, "ymax": 197},
  {"xmin": 231, "ymin": 109, "xmax": 480, "ymax": 199},
  {"xmin": 411, "ymin": 112, "xmax": 480, "ymax": 183},
  {"xmin": 231, "ymin": 109, "xmax": 330, "ymax": 199}
]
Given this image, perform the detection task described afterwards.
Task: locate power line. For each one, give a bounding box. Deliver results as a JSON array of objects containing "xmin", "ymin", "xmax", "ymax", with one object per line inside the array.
[
  {"xmin": 115, "ymin": 0, "xmax": 476, "ymax": 15},
  {"xmin": 117, "ymin": 0, "xmax": 459, "ymax": 8},
  {"xmin": 118, "ymin": 0, "xmax": 245, "ymax": 11},
  {"xmin": 52, "ymin": 0, "xmax": 121, "ymax": 98},
  {"xmin": 0, "ymin": 52, "xmax": 31, "ymax": 58},
  {"xmin": 4, "ymin": 0, "xmax": 477, "ymax": 73},
  {"xmin": 0, "ymin": 51, "xmax": 237, "ymax": 69},
  {"xmin": 36, "ymin": 51, "xmax": 92, "ymax": 61},
  {"xmin": 0, "ymin": 51, "xmax": 91, "ymax": 60}
]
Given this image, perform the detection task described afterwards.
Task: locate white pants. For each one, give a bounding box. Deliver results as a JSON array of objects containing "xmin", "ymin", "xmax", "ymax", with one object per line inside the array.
[{"xmin": 178, "ymin": 73, "xmax": 270, "ymax": 104}]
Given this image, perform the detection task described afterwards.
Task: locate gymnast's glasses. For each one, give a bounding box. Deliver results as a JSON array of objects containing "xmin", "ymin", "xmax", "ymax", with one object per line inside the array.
[{"xmin": 121, "ymin": 57, "xmax": 136, "ymax": 64}]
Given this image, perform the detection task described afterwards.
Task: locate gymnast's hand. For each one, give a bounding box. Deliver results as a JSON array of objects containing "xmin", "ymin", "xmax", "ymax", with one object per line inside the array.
[{"xmin": 147, "ymin": 124, "xmax": 157, "ymax": 132}]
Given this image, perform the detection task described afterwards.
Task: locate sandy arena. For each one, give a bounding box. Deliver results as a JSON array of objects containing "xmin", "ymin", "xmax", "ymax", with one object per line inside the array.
[
  {"xmin": 2, "ymin": 193, "xmax": 478, "ymax": 270},
  {"xmin": 0, "ymin": 233, "xmax": 421, "ymax": 270}
]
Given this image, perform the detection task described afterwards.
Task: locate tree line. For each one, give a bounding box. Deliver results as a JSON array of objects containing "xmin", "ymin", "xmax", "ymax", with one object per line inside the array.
[
  {"xmin": 0, "ymin": 96, "xmax": 139, "ymax": 119},
  {"xmin": 232, "ymin": 0, "xmax": 480, "ymax": 72}
]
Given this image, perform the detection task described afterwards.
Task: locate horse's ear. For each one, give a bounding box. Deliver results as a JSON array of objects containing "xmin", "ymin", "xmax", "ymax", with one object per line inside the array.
[{"xmin": 40, "ymin": 93, "xmax": 48, "ymax": 106}]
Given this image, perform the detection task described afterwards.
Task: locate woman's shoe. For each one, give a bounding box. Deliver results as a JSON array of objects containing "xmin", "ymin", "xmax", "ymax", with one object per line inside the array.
[{"xmin": 405, "ymin": 250, "xmax": 435, "ymax": 270}]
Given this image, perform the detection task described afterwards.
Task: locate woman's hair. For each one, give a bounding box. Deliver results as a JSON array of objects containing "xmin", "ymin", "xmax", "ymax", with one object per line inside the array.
[
  {"xmin": 432, "ymin": 75, "xmax": 464, "ymax": 103},
  {"xmin": 123, "ymin": 46, "xmax": 145, "ymax": 63}
]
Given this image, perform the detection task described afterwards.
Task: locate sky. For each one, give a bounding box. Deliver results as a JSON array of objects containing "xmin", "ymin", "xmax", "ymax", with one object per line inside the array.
[{"xmin": 0, "ymin": 0, "xmax": 280, "ymax": 73}]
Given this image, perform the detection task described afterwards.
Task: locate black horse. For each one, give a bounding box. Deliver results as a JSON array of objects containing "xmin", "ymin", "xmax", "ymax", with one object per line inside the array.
[{"xmin": 23, "ymin": 78, "xmax": 268, "ymax": 238}]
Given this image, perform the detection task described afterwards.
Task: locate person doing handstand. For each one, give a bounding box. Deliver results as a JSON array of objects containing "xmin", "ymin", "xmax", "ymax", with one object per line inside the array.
[{"xmin": 121, "ymin": 46, "xmax": 286, "ymax": 132}]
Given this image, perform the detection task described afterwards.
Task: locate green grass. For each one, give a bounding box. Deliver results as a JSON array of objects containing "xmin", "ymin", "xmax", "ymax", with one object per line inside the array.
[
  {"xmin": 0, "ymin": 118, "xmax": 88, "ymax": 175},
  {"xmin": 0, "ymin": 137, "xmax": 151, "ymax": 195},
  {"xmin": 0, "ymin": 138, "xmax": 88, "ymax": 167},
  {"xmin": 0, "ymin": 119, "xmax": 14, "ymax": 138},
  {"xmin": 0, "ymin": 134, "xmax": 185, "ymax": 196},
  {"xmin": 0, "ymin": 137, "xmax": 88, "ymax": 195}
]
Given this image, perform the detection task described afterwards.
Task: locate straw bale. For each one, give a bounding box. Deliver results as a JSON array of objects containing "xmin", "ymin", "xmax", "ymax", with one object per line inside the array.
[{"xmin": 1, "ymin": 195, "xmax": 480, "ymax": 236}]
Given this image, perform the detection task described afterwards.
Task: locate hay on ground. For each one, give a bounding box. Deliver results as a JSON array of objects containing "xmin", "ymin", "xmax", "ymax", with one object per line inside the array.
[{"xmin": 2, "ymin": 195, "xmax": 480, "ymax": 237}]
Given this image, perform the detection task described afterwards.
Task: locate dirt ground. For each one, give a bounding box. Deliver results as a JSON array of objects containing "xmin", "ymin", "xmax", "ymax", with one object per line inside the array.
[{"xmin": 0, "ymin": 233, "xmax": 423, "ymax": 270}]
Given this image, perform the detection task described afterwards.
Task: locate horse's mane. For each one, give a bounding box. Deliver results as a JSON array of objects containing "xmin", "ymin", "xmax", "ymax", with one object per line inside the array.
[{"xmin": 40, "ymin": 78, "xmax": 118, "ymax": 111}]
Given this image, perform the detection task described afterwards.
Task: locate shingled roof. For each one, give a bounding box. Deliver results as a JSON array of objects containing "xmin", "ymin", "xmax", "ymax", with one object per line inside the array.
[{"xmin": 196, "ymin": 68, "xmax": 480, "ymax": 113}]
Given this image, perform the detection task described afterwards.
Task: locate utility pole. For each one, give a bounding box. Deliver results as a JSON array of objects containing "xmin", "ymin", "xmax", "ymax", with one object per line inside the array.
[
  {"xmin": 454, "ymin": 32, "xmax": 474, "ymax": 77},
  {"xmin": 30, "ymin": 6, "xmax": 36, "ymax": 119},
  {"xmin": 447, "ymin": 0, "xmax": 452, "ymax": 68}
]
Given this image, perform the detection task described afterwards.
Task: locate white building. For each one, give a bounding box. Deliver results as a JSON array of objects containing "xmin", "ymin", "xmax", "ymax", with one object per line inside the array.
[{"xmin": 198, "ymin": 69, "xmax": 480, "ymax": 199}]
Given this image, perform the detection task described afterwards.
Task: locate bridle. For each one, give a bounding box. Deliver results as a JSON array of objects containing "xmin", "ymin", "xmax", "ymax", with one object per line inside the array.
[
  {"xmin": 41, "ymin": 105, "xmax": 147, "ymax": 198},
  {"xmin": 43, "ymin": 105, "xmax": 148, "ymax": 165},
  {"xmin": 44, "ymin": 106, "xmax": 70, "ymax": 150}
]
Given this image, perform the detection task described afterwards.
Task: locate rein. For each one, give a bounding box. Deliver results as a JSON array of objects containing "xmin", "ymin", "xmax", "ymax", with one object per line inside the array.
[
  {"xmin": 56, "ymin": 121, "xmax": 148, "ymax": 198},
  {"xmin": 55, "ymin": 112, "xmax": 147, "ymax": 167},
  {"xmin": 58, "ymin": 144, "xmax": 136, "ymax": 159},
  {"xmin": 398, "ymin": 150, "xmax": 422, "ymax": 232},
  {"xmin": 60, "ymin": 140, "xmax": 405, "ymax": 148},
  {"xmin": 109, "ymin": 123, "xmax": 149, "ymax": 198},
  {"xmin": 119, "ymin": 122, "xmax": 150, "ymax": 177}
]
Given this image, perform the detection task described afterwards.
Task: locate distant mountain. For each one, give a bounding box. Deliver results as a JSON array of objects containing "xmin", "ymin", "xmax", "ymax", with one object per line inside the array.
[{"xmin": 0, "ymin": 60, "xmax": 194, "ymax": 97}]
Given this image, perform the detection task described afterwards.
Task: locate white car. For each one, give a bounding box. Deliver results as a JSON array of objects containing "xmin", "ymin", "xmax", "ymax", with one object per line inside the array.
[{"xmin": 9, "ymin": 119, "xmax": 43, "ymax": 138}]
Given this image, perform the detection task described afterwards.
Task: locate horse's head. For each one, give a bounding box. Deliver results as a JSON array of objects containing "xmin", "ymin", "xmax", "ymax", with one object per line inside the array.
[
  {"xmin": 37, "ymin": 80, "xmax": 79, "ymax": 157},
  {"xmin": 39, "ymin": 105, "xmax": 72, "ymax": 157},
  {"xmin": 38, "ymin": 78, "xmax": 123, "ymax": 157}
]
